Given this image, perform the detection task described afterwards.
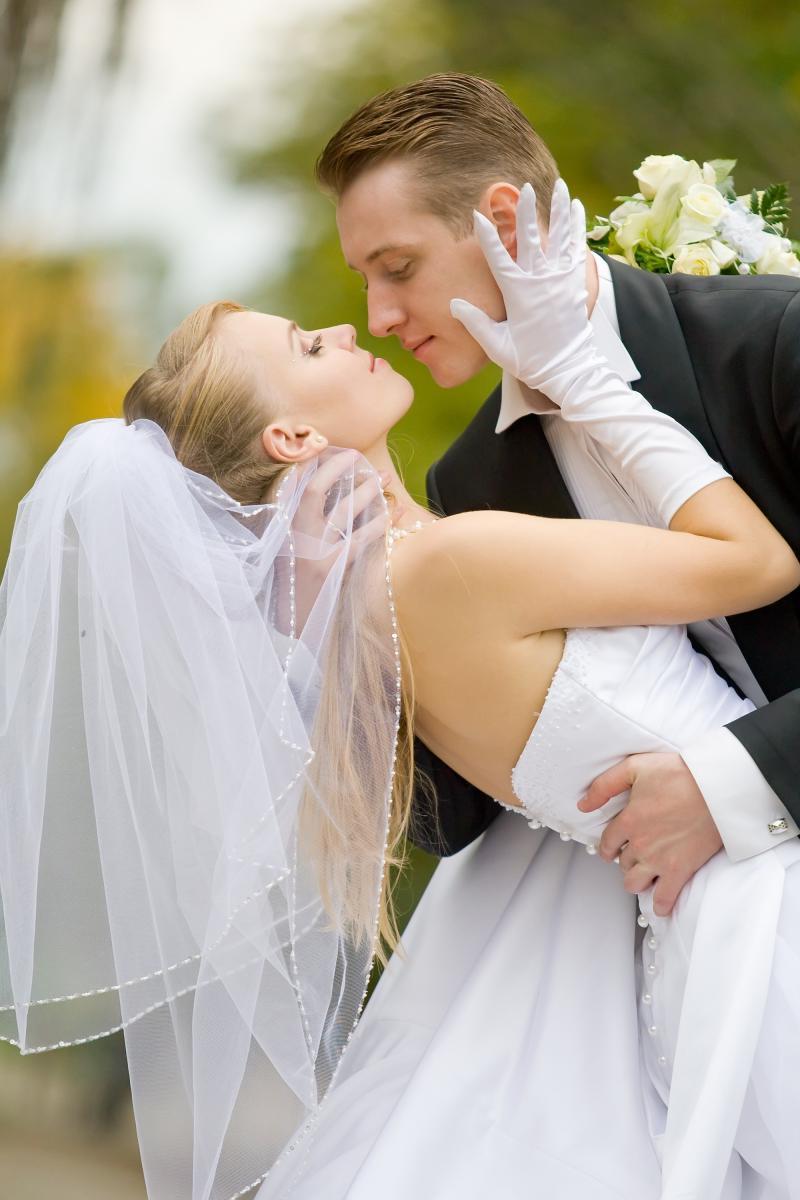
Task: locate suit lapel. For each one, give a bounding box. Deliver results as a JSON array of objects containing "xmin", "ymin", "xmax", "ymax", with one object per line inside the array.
[
  {"xmin": 500, "ymin": 408, "xmax": 580, "ymax": 520},
  {"xmin": 449, "ymin": 383, "xmax": 580, "ymax": 520},
  {"xmin": 607, "ymin": 257, "xmax": 724, "ymax": 462}
]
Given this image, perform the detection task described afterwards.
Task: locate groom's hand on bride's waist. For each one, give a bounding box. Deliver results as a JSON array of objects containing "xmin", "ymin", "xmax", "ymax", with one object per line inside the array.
[{"xmin": 578, "ymin": 752, "xmax": 723, "ymax": 916}]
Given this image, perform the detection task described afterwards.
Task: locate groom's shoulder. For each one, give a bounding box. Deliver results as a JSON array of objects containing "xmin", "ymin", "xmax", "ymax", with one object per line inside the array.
[
  {"xmin": 661, "ymin": 272, "xmax": 800, "ymax": 367},
  {"xmin": 663, "ymin": 271, "xmax": 800, "ymax": 303},
  {"xmin": 608, "ymin": 254, "xmax": 800, "ymax": 328},
  {"xmin": 610, "ymin": 257, "xmax": 800, "ymax": 369}
]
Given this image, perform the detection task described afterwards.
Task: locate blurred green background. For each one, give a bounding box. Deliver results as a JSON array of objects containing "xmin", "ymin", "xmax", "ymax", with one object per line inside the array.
[{"xmin": 2, "ymin": 0, "xmax": 799, "ymax": 1191}]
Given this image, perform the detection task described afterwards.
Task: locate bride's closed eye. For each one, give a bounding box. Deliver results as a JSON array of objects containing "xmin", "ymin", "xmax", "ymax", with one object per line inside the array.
[{"xmin": 303, "ymin": 334, "xmax": 324, "ymax": 357}]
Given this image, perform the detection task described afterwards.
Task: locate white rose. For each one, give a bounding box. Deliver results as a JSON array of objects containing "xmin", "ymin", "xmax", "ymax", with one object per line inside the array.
[
  {"xmin": 609, "ymin": 198, "xmax": 650, "ymax": 227},
  {"xmin": 682, "ymin": 183, "xmax": 726, "ymax": 227},
  {"xmin": 755, "ymin": 234, "xmax": 800, "ymax": 277},
  {"xmin": 671, "ymin": 244, "xmax": 721, "ymax": 277},
  {"xmin": 709, "ymin": 239, "xmax": 737, "ymax": 269},
  {"xmin": 634, "ymin": 154, "xmax": 690, "ymax": 200}
]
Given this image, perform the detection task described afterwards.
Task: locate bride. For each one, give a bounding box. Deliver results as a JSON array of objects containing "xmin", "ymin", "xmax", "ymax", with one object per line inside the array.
[{"xmin": 2, "ymin": 182, "xmax": 799, "ymax": 1200}]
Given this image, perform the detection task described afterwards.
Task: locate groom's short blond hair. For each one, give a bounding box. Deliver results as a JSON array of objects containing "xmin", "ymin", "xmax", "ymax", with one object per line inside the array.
[{"xmin": 316, "ymin": 73, "xmax": 559, "ymax": 235}]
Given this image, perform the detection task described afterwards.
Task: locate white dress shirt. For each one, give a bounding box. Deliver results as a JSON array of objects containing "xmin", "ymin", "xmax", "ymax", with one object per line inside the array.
[{"xmin": 496, "ymin": 253, "xmax": 798, "ymax": 861}]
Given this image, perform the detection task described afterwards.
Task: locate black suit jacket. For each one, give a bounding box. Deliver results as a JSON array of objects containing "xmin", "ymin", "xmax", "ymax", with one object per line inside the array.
[{"xmin": 411, "ymin": 258, "xmax": 800, "ymax": 857}]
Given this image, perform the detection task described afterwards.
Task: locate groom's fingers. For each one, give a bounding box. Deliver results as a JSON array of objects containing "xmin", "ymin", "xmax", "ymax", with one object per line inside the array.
[
  {"xmin": 598, "ymin": 813, "xmax": 634, "ymax": 864},
  {"xmin": 621, "ymin": 862, "xmax": 658, "ymax": 895},
  {"xmin": 348, "ymin": 511, "xmax": 389, "ymax": 557},
  {"xmin": 330, "ymin": 471, "xmax": 381, "ymax": 528},
  {"xmin": 651, "ymin": 873, "xmax": 683, "ymax": 918},
  {"xmin": 579, "ymin": 759, "xmax": 635, "ymax": 813}
]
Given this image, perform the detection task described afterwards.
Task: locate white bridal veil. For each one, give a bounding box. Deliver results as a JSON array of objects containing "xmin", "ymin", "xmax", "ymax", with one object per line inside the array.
[{"xmin": 0, "ymin": 418, "xmax": 400, "ymax": 1199}]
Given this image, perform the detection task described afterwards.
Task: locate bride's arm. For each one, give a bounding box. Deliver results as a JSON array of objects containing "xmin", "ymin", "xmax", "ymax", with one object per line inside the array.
[
  {"xmin": 392, "ymin": 494, "xmax": 800, "ymax": 639},
  {"xmin": 451, "ymin": 180, "xmax": 732, "ymax": 530}
]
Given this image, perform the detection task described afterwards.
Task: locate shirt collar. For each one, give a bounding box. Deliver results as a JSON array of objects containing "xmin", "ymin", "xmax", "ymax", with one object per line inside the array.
[{"xmin": 495, "ymin": 253, "xmax": 641, "ymax": 433}]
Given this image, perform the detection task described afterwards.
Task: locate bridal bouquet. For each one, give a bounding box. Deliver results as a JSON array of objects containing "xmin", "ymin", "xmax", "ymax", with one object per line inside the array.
[{"xmin": 588, "ymin": 154, "xmax": 800, "ymax": 278}]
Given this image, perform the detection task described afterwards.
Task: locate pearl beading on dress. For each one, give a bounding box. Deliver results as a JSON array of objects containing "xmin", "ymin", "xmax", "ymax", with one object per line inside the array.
[{"xmin": 638, "ymin": 914, "xmax": 668, "ymax": 1069}]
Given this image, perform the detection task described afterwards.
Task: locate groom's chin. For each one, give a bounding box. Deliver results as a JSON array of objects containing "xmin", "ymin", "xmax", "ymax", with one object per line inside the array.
[
  {"xmin": 422, "ymin": 340, "xmax": 489, "ymax": 389},
  {"xmin": 426, "ymin": 355, "xmax": 482, "ymax": 389}
]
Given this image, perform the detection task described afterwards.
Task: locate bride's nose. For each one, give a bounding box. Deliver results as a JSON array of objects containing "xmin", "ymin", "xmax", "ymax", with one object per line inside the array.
[{"xmin": 325, "ymin": 324, "xmax": 357, "ymax": 350}]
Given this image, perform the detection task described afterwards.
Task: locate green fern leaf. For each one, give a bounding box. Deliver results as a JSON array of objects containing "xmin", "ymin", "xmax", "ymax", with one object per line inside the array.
[{"xmin": 758, "ymin": 183, "xmax": 790, "ymax": 234}]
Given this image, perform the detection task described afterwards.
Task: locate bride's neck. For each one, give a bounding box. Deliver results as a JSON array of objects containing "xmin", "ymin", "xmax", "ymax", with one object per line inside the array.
[{"xmin": 364, "ymin": 441, "xmax": 431, "ymax": 528}]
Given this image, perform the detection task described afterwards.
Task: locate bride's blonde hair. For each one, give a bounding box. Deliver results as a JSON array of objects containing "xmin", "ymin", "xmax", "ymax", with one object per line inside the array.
[{"xmin": 123, "ymin": 301, "xmax": 414, "ymax": 963}]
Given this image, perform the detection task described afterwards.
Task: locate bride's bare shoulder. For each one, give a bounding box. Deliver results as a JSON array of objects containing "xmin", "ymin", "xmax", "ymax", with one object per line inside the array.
[
  {"xmin": 393, "ymin": 510, "xmax": 543, "ymax": 575},
  {"xmin": 388, "ymin": 510, "xmax": 544, "ymax": 644}
]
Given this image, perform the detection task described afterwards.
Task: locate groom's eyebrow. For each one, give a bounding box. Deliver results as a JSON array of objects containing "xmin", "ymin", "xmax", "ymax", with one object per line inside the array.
[{"xmin": 357, "ymin": 243, "xmax": 415, "ymax": 267}]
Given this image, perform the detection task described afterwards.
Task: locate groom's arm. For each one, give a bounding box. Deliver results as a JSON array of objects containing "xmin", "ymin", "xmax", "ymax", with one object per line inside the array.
[
  {"xmin": 405, "ymin": 460, "xmax": 502, "ymax": 857},
  {"xmin": 583, "ymin": 287, "xmax": 800, "ymax": 908},
  {"xmin": 725, "ymin": 694, "xmax": 800, "ymax": 824},
  {"xmin": 714, "ymin": 290, "xmax": 800, "ymax": 829}
]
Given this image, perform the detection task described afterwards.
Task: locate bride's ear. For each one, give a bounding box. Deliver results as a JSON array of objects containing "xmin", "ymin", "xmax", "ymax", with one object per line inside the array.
[{"xmin": 261, "ymin": 423, "xmax": 328, "ymax": 463}]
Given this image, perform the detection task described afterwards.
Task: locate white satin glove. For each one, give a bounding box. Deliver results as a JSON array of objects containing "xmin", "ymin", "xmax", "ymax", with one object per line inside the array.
[
  {"xmin": 451, "ymin": 178, "xmax": 730, "ymax": 526},
  {"xmin": 450, "ymin": 178, "xmax": 599, "ymax": 399}
]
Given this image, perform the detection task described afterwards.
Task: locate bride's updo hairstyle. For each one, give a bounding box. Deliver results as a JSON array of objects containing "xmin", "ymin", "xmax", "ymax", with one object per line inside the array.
[
  {"xmin": 123, "ymin": 301, "xmax": 414, "ymax": 962},
  {"xmin": 123, "ymin": 300, "xmax": 290, "ymax": 504}
]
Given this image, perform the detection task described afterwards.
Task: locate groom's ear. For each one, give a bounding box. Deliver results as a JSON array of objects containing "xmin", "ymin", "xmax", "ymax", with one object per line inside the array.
[{"xmin": 478, "ymin": 182, "xmax": 521, "ymax": 261}]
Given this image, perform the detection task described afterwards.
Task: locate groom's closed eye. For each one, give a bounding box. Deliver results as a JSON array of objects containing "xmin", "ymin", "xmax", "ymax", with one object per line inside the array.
[
  {"xmin": 359, "ymin": 263, "xmax": 414, "ymax": 293},
  {"xmin": 384, "ymin": 261, "xmax": 413, "ymax": 280}
]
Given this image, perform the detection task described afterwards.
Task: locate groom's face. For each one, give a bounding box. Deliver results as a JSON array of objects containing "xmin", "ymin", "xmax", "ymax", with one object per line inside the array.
[{"xmin": 336, "ymin": 160, "xmax": 506, "ymax": 388}]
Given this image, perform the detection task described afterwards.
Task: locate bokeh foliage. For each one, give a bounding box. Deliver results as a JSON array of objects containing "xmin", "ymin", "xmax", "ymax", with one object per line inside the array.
[
  {"xmin": 235, "ymin": 0, "xmax": 800, "ymax": 501},
  {"xmin": 0, "ymin": 254, "xmax": 137, "ymax": 556}
]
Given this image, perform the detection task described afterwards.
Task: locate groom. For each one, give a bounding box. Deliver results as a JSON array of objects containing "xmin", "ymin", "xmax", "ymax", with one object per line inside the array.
[{"xmin": 317, "ymin": 72, "xmax": 800, "ymax": 916}]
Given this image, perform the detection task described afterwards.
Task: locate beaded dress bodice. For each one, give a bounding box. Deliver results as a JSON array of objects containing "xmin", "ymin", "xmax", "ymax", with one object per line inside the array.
[{"xmin": 506, "ymin": 623, "xmax": 754, "ymax": 849}]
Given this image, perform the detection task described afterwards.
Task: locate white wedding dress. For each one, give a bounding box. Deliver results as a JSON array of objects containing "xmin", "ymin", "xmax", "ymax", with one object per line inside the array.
[{"xmin": 260, "ymin": 621, "xmax": 800, "ymax": 1200}]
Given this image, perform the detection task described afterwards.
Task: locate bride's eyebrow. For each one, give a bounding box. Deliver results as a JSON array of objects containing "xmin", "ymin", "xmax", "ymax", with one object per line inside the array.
[{"xmin": 287, "ymin": 321, "xmax": 300, "ymax": 355}]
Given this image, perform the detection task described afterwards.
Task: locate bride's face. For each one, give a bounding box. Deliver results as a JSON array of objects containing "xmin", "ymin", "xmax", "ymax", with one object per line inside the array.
[{"xmin": 220, "ymin": 311, "xmax": 414, "ymax": 457}]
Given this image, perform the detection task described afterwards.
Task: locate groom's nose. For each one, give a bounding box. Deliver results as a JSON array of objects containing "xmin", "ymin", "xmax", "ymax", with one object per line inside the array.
[{"xmin": 367, "ymin": 290, "xmax": 405, "ymax": 340}]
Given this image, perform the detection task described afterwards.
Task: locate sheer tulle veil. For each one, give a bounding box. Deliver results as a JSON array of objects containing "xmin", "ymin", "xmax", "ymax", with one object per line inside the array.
[{"xmin": 0, "ymin": 417, "xmax": 400, "ymax": 1199}]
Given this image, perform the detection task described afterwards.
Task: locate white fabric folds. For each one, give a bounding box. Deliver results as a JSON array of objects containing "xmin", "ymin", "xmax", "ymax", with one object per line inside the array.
[{"xmin": 0, "ymin": 419, "xmax": 399, "ymax": 1200}]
